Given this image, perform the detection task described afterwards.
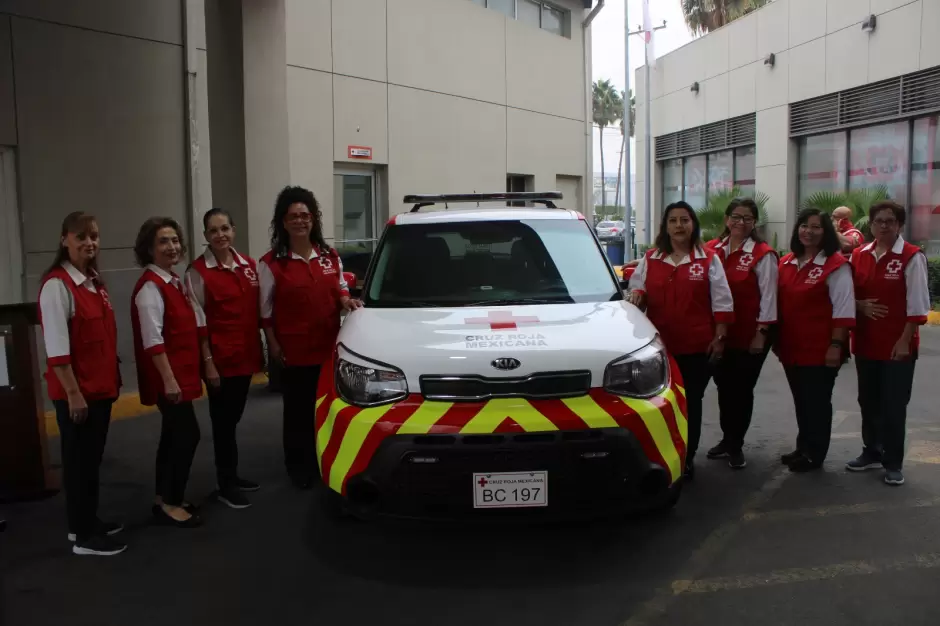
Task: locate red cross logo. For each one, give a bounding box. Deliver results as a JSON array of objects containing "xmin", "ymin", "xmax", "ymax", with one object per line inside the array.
[
  {"xmin": 688, "ymin": 263, "xmax": 705, "ymax": 278},
  {"xmin": 738, "ymin": 253, "xmax": 754, "ymax": 267},
  {"xmin": 808, "ymin": 268, "xmax": 824, "ymax": 280},
  {"xmin": 465, "ymin": 310, "xmax": 540, "ymax": 330},
  {"xmin": 478, "ymin": 476, "xmax": 488, "ymax": 487},
  {"xmin": 886, "ymin": 260, "xmax": 903, "ymax": 275}
]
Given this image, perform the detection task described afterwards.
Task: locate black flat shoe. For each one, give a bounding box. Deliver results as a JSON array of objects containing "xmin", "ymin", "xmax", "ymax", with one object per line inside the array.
[
  {"xmin": 787, "ymin": 455, "xmax": 823, "ymax": 473},
  {"xmin": 781, "ymin": 449, "xmax": 802, "ymax": 465}
]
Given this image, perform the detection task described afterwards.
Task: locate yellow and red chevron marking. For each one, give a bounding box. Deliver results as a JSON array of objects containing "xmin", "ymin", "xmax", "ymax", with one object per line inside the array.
[{"xmin": 315, "ymin": 356, "xmax": 688, "ymax": 495}]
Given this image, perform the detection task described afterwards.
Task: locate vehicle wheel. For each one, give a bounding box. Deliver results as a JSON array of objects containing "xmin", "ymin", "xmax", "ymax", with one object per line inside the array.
[
  {"xmin": 652, "ymin": 484, "xmax": 682, "ymax": 514},
  {"xmin": 320, "ymin": 486, "xmax": 355, "ymax": 522}
]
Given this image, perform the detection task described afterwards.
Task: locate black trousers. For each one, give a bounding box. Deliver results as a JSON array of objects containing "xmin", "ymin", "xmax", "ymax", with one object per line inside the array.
[
  {"xmin": 856, "ymin": 357, "xmax": 916, "ymax": 471},
  {"xmin": 674, "ymin": 353, "xmax": 713, "ymax": 467},
  {"xmin": 714, "ymin": 347, "xmax": 770, "ymax": 452},
  {"xmin": 155, "ymin": 400, "xmax": 201, "ymax": 506},
  {"xmin": 281, "ymin": 365, "xmax": 322, "ymax": 481},
  {"xmin": 784, "ymin": 365, "xmax": 839, "ymax": 464},
  {"xmin": 54, "ymin": 398, "xmax": 114, "ymax": 541},
  {"xmin": 207, "ymin": 375, "xmax": 252, "ymax": 489}
]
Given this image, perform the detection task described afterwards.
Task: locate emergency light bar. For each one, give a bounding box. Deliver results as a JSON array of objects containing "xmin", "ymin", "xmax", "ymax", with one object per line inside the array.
[{"xmin": 404, "ymin": 191, "xmax": 564, "ymax": 212}]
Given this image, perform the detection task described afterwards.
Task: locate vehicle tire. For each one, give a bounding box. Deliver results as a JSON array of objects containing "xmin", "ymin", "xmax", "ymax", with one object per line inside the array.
[
  {"xmin": 320, "ymin": 486, "xmax": 354, "ymax": 522},
  {"xmin": 652, "ymin": 484, "xmax": 682, "ymax": 514}
]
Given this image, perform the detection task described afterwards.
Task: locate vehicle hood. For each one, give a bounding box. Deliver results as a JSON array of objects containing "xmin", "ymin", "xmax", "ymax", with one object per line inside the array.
[{"xmin": 337, "ymin": 301, "xmax": 659, "ymax": 388}]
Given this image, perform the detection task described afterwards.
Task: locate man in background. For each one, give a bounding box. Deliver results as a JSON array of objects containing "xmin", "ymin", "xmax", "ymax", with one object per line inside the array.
[{"xmin": 833, "ymin": 206, "xmax": 865, "ymax": 256}]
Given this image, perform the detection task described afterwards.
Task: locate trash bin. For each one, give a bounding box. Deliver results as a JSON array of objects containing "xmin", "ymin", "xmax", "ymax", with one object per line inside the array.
[{"xmin": 605, "ymin": 239, "xmax": 625, "ymax": 266}]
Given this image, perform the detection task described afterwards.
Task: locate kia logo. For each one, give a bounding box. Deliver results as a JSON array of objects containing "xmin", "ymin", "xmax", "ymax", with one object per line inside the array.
[{"xmin": 491, "ymin": 357, "xmax": 521, "ymax": 371}]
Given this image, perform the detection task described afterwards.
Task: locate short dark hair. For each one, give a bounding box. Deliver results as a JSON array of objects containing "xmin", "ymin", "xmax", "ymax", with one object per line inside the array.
[
  {"xmin": 718, "ymin": 197, "xmax": 764, "ymax": 243},
  {"xmin": 203, "ymin": 207, "xmax": 234, "ymax": 231},
  {"xmin": 790, "ymin": 208, "xmax": 840, "ymax": 258},
  {"xmin": 656, "ymin": 201, "xmax": 701, "ymax": 253},
  {"xmin": 869, "ymin": 200, "xmax": 906, "ymax": 227},
  {"xmin": 134, "ymin": 217, "xmax": 187, "ymax": 267}
]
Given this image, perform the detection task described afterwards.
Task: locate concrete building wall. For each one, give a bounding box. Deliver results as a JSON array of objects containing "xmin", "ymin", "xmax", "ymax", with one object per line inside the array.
[{"xmin": 636, "ymin": 0, "xmax": 940, "ymax": 247}]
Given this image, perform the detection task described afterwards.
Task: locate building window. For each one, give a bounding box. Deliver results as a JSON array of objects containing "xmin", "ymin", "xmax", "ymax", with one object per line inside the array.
[
  {"xmin": 471, "ymin": 0, "xmax": 569, "ymax": 37},
  {"xmin": 734, "ymin": 146, "xmax": 756, "ymax": 198},
  {"xmin": 798, "ymin": 131, "xmax": 848, "ymax": 205},
  {"xmin": 707, "ymin": 150, "xmax": 734, "ymax": 196},
  {"xmin": 659, "ymin": 146, "xmax": 757, "ymax": 214},
  {"xmin": 684, "ymin": 155, "xmax": 708, "ymax": 211},
  {"xmin": 507, "ymin": 174, "xmax": 533, "ymax": 206},
  {"xmin": 849, "ymin": 122, "xmax": 910, "ymax": 208},
  {"xmin": 912, "ymin": 115, "xmax": 940, "ymax": 253},
  {"xmin": 662, "ymin": 159, "xmax": 683, "ymax": 207}
]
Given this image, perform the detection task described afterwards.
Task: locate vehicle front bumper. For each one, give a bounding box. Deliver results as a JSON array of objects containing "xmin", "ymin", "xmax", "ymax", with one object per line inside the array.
[{"xmin": 340, "ymin": 427, "xmax": 681, "ymax": 521}]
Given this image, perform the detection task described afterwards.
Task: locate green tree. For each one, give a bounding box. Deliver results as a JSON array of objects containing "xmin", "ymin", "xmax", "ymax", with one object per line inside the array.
[
  {"xmin": 593, "ymin": 79, "xmax": 623, "ymax": 210},
  {"xmin": 681, "ymin": 0, "xmax": 772, "ymax": 36},
  {"xmin": 799, "ymin": 185, "xmax": 890, "ymax": 233},
  {"xmin": 696, "ymin": 186, "xmax": 771, "ymax": 242}
]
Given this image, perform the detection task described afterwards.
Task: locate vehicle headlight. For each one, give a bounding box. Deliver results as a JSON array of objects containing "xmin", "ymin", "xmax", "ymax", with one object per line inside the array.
[
  {"xmin": 335, "ymin": 348, "xmax": 408, "ymax": 407},
  {"xmin": 603, "ymin": 336, "xmax": 670, "ymax": 398}
]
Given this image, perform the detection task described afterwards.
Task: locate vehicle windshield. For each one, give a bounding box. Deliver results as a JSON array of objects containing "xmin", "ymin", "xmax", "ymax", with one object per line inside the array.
[{"xmin": 365, "ymin": 219, "xmax": 621, "ymax": 308}]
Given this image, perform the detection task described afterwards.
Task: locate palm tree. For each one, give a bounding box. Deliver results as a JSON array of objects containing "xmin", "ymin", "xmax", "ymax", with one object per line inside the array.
[
  {"xmin": 614, "ymin": 89, "xmax": 636, "ymax": 210},
  {"xmin": 681, "ymin": 0, "xmax": 772, "ymax": 36},
  {"xmin": 593, "ymin": 79, "xmax": 622, "ymax": 210}
]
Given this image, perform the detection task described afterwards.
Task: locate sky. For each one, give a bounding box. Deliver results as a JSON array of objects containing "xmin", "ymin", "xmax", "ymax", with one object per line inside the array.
[{"xmin": 590, "ymin": 1, "xmax": 694, "ymax": 194}]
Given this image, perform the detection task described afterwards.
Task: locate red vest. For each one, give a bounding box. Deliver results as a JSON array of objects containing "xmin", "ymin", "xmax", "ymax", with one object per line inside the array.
[
  {"xmin": 851, "ymin": 241, "xmax": 923, "ymax": 361},
  {"xmin": 776, "ymin": 253, "xmax": 851, "ymax": 367},
  {"xmin": 643, "ymin": 248, "xmax": 727, "ymax": 356},
  {"xmin": 260, "ymin": 248, "xmax": 344, "ymax": 367},
  {"xmin": 131, "ymin": 270, "xmax": 203, "ymax": 406},
  {"xmin": 40, "ymin": 267, "xmax": 120, "ymax": 402},
  {"xmin": 714, "ymin": 240, "xmax": 777, "ymax": 350},
  {"xmin": 190, "ymin": 253, "xmax": 263, "ymax": 377}
]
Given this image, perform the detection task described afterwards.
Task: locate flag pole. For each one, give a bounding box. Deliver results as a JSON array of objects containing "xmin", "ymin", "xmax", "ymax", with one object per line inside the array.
[
  {"xmin": 623, "ymin": 0, "xmax": 633, "ymax": 263},
  {"xmin": 644, "ymin": 42, "xmax": 652, "ymax": 245}
]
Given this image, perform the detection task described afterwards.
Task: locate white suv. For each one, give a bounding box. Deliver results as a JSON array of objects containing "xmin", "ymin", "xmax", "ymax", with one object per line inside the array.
[{"xmin": 315, "ymin": 192, "xmax": 688, "ymax": 520}]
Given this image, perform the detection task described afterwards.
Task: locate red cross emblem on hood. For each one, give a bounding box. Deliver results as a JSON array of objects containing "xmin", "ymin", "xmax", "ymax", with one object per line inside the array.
[{"xmin": 465, "ymin": 310, "xmax": 540, "ymax": 330}]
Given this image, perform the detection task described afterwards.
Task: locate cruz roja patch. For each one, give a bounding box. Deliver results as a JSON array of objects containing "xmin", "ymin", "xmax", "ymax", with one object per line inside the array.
[{"xmin": 465, "ymin": 333, "xmax": 549, "ymax": 349}]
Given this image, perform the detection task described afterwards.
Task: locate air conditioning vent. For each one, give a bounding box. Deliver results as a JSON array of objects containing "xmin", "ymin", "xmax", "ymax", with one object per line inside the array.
[
  {"xmin": 790, "ymin": 66, "xmax": 940, "ymax": 137},
  {"xmin": 654, "ymin": 113, "xmax": 755, "ymax": 161}
]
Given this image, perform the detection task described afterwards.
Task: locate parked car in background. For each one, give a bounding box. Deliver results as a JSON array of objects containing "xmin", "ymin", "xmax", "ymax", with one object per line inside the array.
[{"xmin": 595, "ymin": 220, "xmax": 625, "ymax": 242}]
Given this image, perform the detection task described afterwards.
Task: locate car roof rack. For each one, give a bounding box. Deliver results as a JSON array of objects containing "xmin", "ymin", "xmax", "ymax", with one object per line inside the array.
[{"xmin": 404, "ymin": 191, "xmax": 564, "ymax": 212}]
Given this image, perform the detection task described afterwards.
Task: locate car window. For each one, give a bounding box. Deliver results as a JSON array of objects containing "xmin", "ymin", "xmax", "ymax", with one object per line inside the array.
[
  {"xmin": 365, "ymin": 219, "xmax": 620, "ymax": 307},
  {"xmin": 597, "ymin": 221, "xmax": 615, "ymax": 228}
]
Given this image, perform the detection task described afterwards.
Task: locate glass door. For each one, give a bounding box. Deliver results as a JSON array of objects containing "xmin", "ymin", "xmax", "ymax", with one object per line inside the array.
[{"xmin": 333, "ymin": 170, "xmax": 378, "ymax": 283}]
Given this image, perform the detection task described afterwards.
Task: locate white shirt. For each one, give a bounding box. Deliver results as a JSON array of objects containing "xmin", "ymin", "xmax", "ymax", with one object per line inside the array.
[
  {"xmin": 785, "ymin": 251, "xmax": 856, "ymax": 320},
  {"xmin": 39, "ymin": 262, "xmax": 99, "ymax": 360},
  {"xmin": 857, "ymin": 236, "xmax": 931, "ymax": 319},
  {"xmin": 717, "ymin": 237, "xmax": 778, "ymax": 324},
  {"xmin": 185, "ymin": 248, "xmax": 251, "ymax": 327},
  {"xmin": 258, "ymin": 248, "xmax": 349, "ymax": 321},
  {"xmin": 628, "ymin": 246, "xmax": 735, "ymax": 315},
  {"xmin": 135, "ymin": 264, "xmax": 204, "ymax": 351}
]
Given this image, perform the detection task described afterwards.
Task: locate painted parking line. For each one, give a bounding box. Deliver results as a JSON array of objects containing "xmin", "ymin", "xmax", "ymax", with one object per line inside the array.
[
  {"xmin": 675, "ymin": 552, "xmax": 940, "ymax": 594},
  {"xmin": 742, "ymin": 495, "xmax": 940, "ymax": 523},
  {"xmin": 620, "ymin": 411, "xmax": 854, "ymax": 625}
]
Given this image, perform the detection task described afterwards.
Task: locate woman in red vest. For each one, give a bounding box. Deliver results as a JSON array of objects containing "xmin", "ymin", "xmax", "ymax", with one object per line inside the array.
[
  {"xmin": 131, "ymin": 217, "xmax": 205, "ymax": 528},
  {"xmin": 776, "ymin": 208, "xmax": 855, "ymax": 473},
  {"xmin": 846, "ymin": 201, "xmax": 930, "ymax": 486},
  {"xmin": 259, "ymin": 186, "xmax": 362, "ymax": 489},
  {"xmin": 38, "ymin": 212, "xmax": 125, "ymax": 556},
  {"xmin": 185, "ymin": 208, "xmax": 263, "ymax": 509},
  {"xmin": 628, "ymin": 201, "xmax": 735, "ymax": 480},
  {"xmin": 703, "ymin": 198, "xmax": 778, "ymax": 470}
]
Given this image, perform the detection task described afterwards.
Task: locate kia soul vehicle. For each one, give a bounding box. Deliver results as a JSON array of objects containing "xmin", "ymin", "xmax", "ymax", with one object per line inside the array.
[{"xmin": 315, "ymin": 192, "xmax": 688, "ymax": 520}]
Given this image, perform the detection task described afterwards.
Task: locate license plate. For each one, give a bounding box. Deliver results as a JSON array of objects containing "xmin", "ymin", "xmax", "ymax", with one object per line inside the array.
[{"xmin": 473, "ymin": 472, "xmax": 548, "ymax": 509}]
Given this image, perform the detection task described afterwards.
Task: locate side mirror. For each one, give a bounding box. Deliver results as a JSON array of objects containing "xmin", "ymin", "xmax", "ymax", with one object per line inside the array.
[{"xmin": 343, "ymin": 271, "xmax": 357, "ymax": 290}]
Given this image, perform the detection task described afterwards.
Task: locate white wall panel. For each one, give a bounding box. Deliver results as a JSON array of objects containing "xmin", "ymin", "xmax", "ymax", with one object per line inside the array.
[
  {"xmin": 756, "ymin": 106, "xmax": 789, "ymax": 168},
  {"xmin": 728, "ymin": 62, "xmax": 757, "ymax": 118},
  {"xmin": 789, "ymin": 0, "xmax": 828, "ymax": 47},
  {"xmin": 871, "ymin": 0, "xmax": 920, "ymax": 14},
  {"xmin": 757, "ymin": 0, "xmax": 789, "ymax": 58},
  {"xmin": 725, "ymin": 11, "xmax": 759, "ymax": 70},
  {"xmin": 332, "ymin": 0, "xmax": 387, "ymax": 82},
  {"xmin": 285, "ymin": 0, "xmax": 331, "ymax": 71},
  {"xmin": 923, "ymin": 0, "xmax": 940, "ymax": 69},
  {"xmin": 868, "ymin": 1, "xmax": 922, "ymax": 82},
  {"xmin": 756, "ymin": 52, "xmax": 788, "ymax": 111},
  {"xmin": 826, "ymin": 25, "xmax": 870, "ymax": 92},
  {"xmin": 704, "ymin": 74, "xmax": 729, "ymax": 124},
  {"xmin": 827, "ymin": 0, "xmax": 872, "ymax": 33},
  {"xmin": 788, "ymin": 38, "xmax": 827, "ymax": 102},
  {"xmin": 703, "ymin": 27, "xmax": 729, "ymax": 80}
]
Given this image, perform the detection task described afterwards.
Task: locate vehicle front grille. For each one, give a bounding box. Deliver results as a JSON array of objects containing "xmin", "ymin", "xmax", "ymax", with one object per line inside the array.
[{"xmin": 418, "ymin": 370, "xmax": 591, "ymax": 402}]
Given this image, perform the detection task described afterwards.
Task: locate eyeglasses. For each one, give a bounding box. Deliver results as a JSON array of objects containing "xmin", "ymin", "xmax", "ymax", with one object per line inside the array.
[
  {"xmin": 872, "ymin": 218, "xmax": 898, "ymax": 228},
  {"xmin": 729, "ymin": 215, "xmax": 755, "ymax": 224},
  {"xmin": 285, "ymin": 213, "xmax": 312, "ymax": 223}
]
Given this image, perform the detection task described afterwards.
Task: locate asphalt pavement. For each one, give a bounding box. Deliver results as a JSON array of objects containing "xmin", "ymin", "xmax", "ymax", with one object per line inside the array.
[{"xmin": 2, "ymin": 330, "xmax": 940, "ymax": 626}]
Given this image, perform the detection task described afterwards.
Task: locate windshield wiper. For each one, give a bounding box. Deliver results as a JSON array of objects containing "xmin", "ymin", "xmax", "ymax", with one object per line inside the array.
[{"xmin": 466, "ymin": 297, "xmax": 571, "ymax": 306}]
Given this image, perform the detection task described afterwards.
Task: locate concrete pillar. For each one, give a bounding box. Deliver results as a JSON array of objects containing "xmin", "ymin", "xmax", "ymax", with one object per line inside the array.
[{"xmin": 241, "ymin": 0, "xmax": 291, "ymax": 259}]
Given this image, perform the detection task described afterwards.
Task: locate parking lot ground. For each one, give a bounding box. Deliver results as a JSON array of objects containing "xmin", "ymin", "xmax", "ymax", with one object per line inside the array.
[{"xmin": 2, "ymin": 330, "xmax": 940, "ymax": 626}]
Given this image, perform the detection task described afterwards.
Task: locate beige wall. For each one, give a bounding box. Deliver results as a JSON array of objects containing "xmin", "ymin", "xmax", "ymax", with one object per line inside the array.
[{"xmin": 637, "ymin": 0, "xmax": 940, "ymax": 244}]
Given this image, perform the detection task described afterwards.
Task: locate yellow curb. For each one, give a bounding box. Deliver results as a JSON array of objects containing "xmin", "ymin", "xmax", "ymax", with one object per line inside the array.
[
  {"xmin": 929, "ymin": 311, "xmax": 940, "ymax": 326},
  {"xmin": 43, "ymin": 372, "xmax": 269, "ymax": 437}
]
